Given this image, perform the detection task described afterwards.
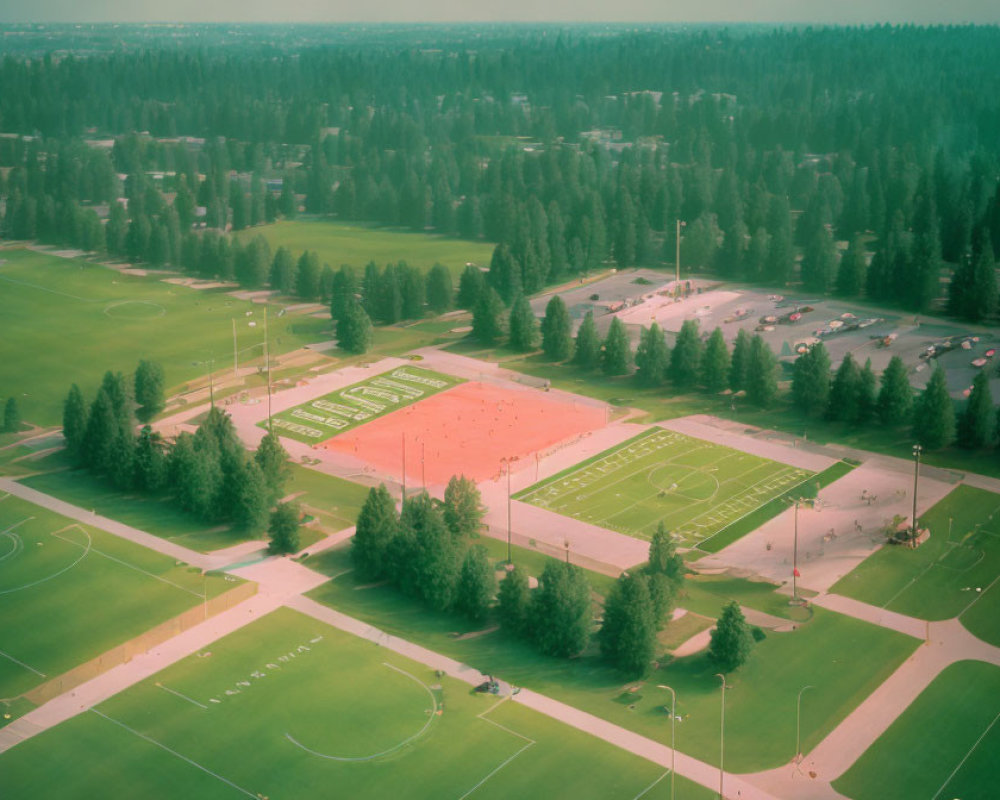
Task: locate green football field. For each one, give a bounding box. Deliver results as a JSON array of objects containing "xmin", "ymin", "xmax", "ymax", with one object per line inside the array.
[
  {"xmin": 0, "ymin": 493, "xmax": 235, "ymax": 702},
  {"xmin": 831, "ymin": 485, "xmax": 1000, "ymax": 640},
  {"xmin": 0, "ymin": 248, "xmax": 328, "ymax": 427},
  {"xmin": 515, "ymin": 428, "xmax": 814, "ymax": 546},
  {"xmin": 833, "ymin": 660, "xmax": 1000, "ymax": 800},
  {"xmin": 0, "ymin": 607, "xmax": 705, "ymax": 800},
  {"xmin": 266, "ymin": 366, "xmax": 461, "ymax": 443},
  {"xmin": 237, "ymin": 219, "xmax": 495, "ymax": 278}
]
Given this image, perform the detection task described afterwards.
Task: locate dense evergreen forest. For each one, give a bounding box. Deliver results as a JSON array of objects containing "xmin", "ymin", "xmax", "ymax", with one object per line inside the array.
[{"xmin": 1, "ymin": 23, "xmax": 999, "ymax": 320}]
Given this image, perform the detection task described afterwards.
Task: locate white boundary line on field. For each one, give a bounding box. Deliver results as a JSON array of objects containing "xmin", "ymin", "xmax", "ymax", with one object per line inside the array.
[
  {"xmin": 0, "ymin": 272, "xmax": 97, "ymax": 301},
  {"xmin": 631, "ymin": 770, "xmax": 671, "ymax": 800},
  {"xmin": 285, "ymin": 661, "xmax": 438, "ymax": 762},
  {"xmin": 931, "ymin": 708, "xmax": 1000, "ymax": 800},
  {"xmin": 0, "ymin": 524, "xmax": 89, "ymax": 596},
  {"xmin": 0, "ymin": 648, "xmax": 46, "ymax": 677},
  {"xmin": 53, "ymin": 527, "xmax": 203, "ymax": 598},
  {"xmin": 90, "ymin": 708, "xmax": 259, "ymax": 799},
  {"xmin": 456, "ymin": 697, "xmax": 536, "ymax": 800},
  {"xmin": 156, "ymin": 682, "xmax": 209, "ymax": 709}
]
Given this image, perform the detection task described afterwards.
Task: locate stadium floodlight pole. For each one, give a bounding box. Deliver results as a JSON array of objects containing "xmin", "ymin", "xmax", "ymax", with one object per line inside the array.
[
  {"xmin": 657, "ymin": 685, "xmax": 677, "ymax": 800},
  {"xmin": 232, "ymin": 318, "xmax": 238, "ymax": 378},
  {"xmin": 502, "ymin": 457, "xmax": 512, "ymax": 563},
  {"xmin": 716, "ymin": 673, "xmax": 726, "ymax": 800},
  {"xmin": 401, "ymin": 432, "xmax": 407, "ymax": 500},
  {"xmin": 911, "ymin": 444, "xmax": 922, "ymax": 548},
  {"xmin": 796, "ymin": 685, "xmax": 814, "ymax": 763},
  {"xmin": 421, "ymin": 441, "xmax": 426, "ymax": 490}
]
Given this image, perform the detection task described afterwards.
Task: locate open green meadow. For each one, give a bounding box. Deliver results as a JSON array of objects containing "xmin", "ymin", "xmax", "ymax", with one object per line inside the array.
[
  {"xmin": 515, "ymin": 428, "xmax": 814, "ymax": 547},
  {"xmin": 237, "ymin": 219, "xmax": 494, "ymax": 278},
  {"xmin": 304, "ymin": 544, "xmax": 919, "ymax": 772},
  {"xmin": 831, "ymin": 485, "xmax": 1000, "ymax": 636},
  {"xmin": 267, "ymin": 366, "xmax": 461, "ymax": 444},
  {"xmin": 0, "ymin": 493, "xmax": 235, "ymax": 702},
  {"xmin": 833, "ymin": 660, "xmax": 1000, "ymax": 800},
  {"xmin": 0, "ymin": 249, "xmax": 329, "ymax": 427},
  {"xmin": 0, "ymin": 607, "xmax": 714, "ymax": 800}
]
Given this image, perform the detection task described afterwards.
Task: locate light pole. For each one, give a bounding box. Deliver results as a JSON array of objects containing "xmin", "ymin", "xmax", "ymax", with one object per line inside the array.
[
  {"xmin": 792, "ymin": 498, "xmax": 800, "ymax": 603},
  {"xmin": 716, "ymin": 673, "xmax": 726, "ymax": 800},
  {"xmin": 500, "ymin": 457, "xmax": 512, "ymax": 563},
  {"xmin": 192, "ymin": 357, "xmax": 216, "ymax": 407},
  {"xmin": 796, "ymin": 685, "xmax": 814, "ymax": 762},
  {"xmin": 911, "ymin": 444, "xmax": 922, "ymax": 547},
  {"xmin": 675, "ymin": 219, "xmax": 686, "ymax": 284},
  {"xmin": 657, "ymin": 684, "xmax": 677, "ymax": 800}
]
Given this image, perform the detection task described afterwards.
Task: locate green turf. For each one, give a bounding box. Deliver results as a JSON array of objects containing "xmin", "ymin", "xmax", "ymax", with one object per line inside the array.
[
  {"xmin": 266, "ymin": 366, "xmax": 462, "ymax": 444},
  {"xmin": 0, "ymin": 494, "xmax": 236, "ymax": 701},
  {"xmin": 285, "ymin": 463, "xmax": 370, "ymax": 534},
  {"xmin": 833, "ymin": 660, "xmax": 1000, "ymax": 800},
  {"xmin": 0, "ymin": 249, "xmax": 329, "ymax": 427},
  {"xmin": 831, "ymin": 485, "xmax": 1000, "ymax": 623},
  {"xmin": 515, "ymin": 427, "xmax": 814, "ymax": 547},
  {"xmin": 0, "ymin": 607, "xmax": 715, "ymax": 800},
  {"xmin": 236, "ymin": 218, "xmax": 495, "ymax": 279},
  {"xmin": 303, "ymin": 546, "xmax": 919, "ymax": 772}
]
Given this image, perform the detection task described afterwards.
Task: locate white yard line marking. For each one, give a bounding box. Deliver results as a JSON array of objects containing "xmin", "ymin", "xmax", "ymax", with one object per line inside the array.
[
  {"xmin": 91, "ymin": 709, "xmax": 259, "ymax": 799},
  {"xmin": 631, "ymin": 770, "xmax": 671, "ymax": 800},
  {"xmin": 53, "ymin": 528, "xmax": 203, "ymax": 598},
  {"xmin": 0, "ymin": 526, "xmax": 90, "ymax": 596},
  {"xmin": 156, "ymin": 682, "xmax": 208, "ymax": 709},
  {"xmin": 0, "ymin": 648, "xmax": 46, "ymax": 677},
  {"xmin": 285, "ymin": 661, "xmax": 438, "ymax": 762},
  {"xmin": 455, "ymin": 697, "xmax": 536, "ymax": 800},
  {"xmin": 931, "ymin": 709, "xmax": 1000, "ymax": 800},
  {"xmin": 0, "ymin": 272, "xmax": 98, "ymax": 301}
]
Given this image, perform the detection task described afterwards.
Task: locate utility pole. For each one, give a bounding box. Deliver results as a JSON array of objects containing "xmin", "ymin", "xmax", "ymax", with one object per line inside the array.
[
  {"xmin": 716, "ymin": 673, "xmax": 726, "ymax": 800},
  {"xmin": 232, "ymin": 318, "xmax": 238, "ymax": 378},
  {"xmin": 792, "ymin": 499, "xmax": 799, "ymax": 603},
  {"xmin": 911, "ymin": 444, "xmax": 922, "ymax": 547},
  {"xmin": 264, "ymin": 304, "xmax": 272, "ymax": 431}
]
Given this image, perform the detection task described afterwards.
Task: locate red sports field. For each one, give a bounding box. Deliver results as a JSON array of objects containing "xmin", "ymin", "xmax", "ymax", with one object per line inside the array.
[{"xmin": 317, "ymin": 381, "xmax": 607, "ymax": 484}]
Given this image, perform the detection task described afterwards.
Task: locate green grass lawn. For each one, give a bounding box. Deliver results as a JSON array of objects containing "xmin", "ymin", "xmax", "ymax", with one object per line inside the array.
[
  {"xmin": 303, "ymin": 544, "xmax": 918, "ymax": 772},
  {"xmin": 236, "ymin": 218, "xmax": 495, "ymax": 279},
  {"xmin": 285, "ymin": 463, "xmax": 370, "ymax": 535},
  {"xmin": 515, "ymin": 427, "xmax": 813, "ymax": 547},
  {"xmin": 831, "ymin": 485, "xmax": 1000, "ymax": 627},
  {"xmin": 0, "ymin": 249, "xmax": 329, "ymax": 427},
  {"xmin": 833, "ymin": 660, "xmax": 1000, "ymax": 800},
  {"xmin": 267, "ymin": 366, "xmax": 461, "ymax": 444},
  {"xmin": 0, "ymin": 494, "xmax": 236, "ymax": 703},
  {"xmin": 0, "ymin": 607, "xmax": 715, "ymax": 800}
]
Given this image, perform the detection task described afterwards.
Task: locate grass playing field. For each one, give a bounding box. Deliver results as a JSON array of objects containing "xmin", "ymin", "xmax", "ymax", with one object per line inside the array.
[
  {"xmin": 304, "ymin": 543, "xmax": 919, "ymax": 773},
  {"xmin": 833, "ymin": 660, "xmax": 1000, "ymax": 800},
  {"xmin": 514, "ymin": 427, "xmax": 814, "ymax": 547},
  {"xmin": 0, "ymin": 607, "xmax": 715, "ymax": 800},
  {"xmin": 267, "ymin": 366, "xmax": 461, "ymax": 444},
  {"xmin": 236, "ymin": 218, "xmax": 495, "ymax": 279},
  {"xmin": 831, "ymin": 485, "xmax": 1000, "ymax": 640},
  {"xmin": 0, "ymin": 248, "xmax": 329, "ymax": 427},
  {"xmin": 0, "ymin": 493, "xmax": 235, "ymax": 703}
]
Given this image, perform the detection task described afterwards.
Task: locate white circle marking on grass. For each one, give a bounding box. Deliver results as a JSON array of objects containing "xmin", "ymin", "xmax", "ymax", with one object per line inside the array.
[
  {"xmin": 284, "ymin": 662, "xmax": 438, "ymax": 762},
  {"xmin": 0, "ymin": 528, "xmax": 91, "ymax": 595},
  {"xmin": 0, "ymin": 531, "xmax": 23, "ymax": 562},
  {"xmin": 102, "ymin": 300, "xmax": 167, "ymax": 318}
]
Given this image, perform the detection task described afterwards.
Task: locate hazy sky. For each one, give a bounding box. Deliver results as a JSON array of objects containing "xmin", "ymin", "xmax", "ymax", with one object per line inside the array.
[{"xmin": 0, "ymin": 1, "xmax": 997, "ymax": 24}]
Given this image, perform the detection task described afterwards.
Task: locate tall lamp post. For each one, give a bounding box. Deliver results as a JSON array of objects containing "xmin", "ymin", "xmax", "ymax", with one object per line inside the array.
[
  {"xmin": 716, "ymin": 673, "xmax": 727, "ymax": 800},
  {"xmin": 796, "ymin": 685, "xmax": 814, "ymax": 763},
  {"xmin": 657, "ymin": 685, "xmax": 677, "ymax": 800},
  {"xmin": 500, "ymin": 457, "xmax": 513, "ymax": 563},
  {"xmin": 792, "ymin": 498, "xmax": 800, "ymax": 603},
  {"xmin": 675, "ymin": 219, "xmax": 686, "ymax": 284},
  {"xmin": 911, "ymin": 444, "xmax": 922, "ymax": 547}
]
